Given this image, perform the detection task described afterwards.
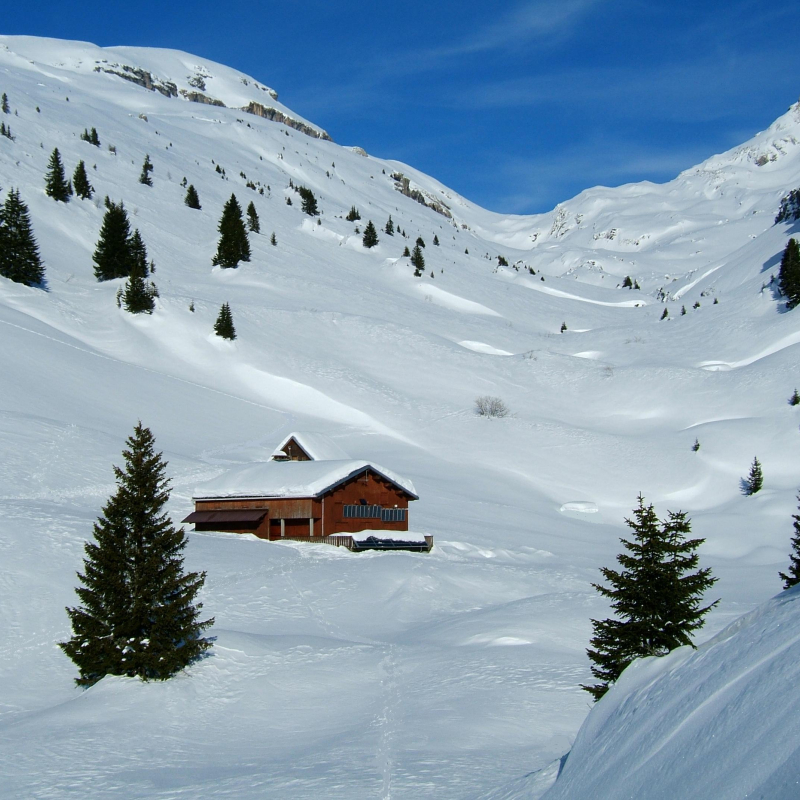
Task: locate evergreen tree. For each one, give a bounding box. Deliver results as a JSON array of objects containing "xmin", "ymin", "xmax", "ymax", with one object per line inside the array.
[
  {"xmin": 661, "ymin": 308, "xmax": 669, "ymax": 320},
  {"xmin": 60, "ymin": 423, "xmax": 213, "ymax": 686},
  {"xmin": 45, "ymin": 148, "xmax": 72, "ymax": 202},
  {"xmin": 0, "ymin": 188, "xmax": 45, "ymax": 286},
  {"xmin": 583, "ymin": 495, "xmax": 718, "ymax": 700},
  {"xmin": 778, "ymin": 238, "xmax": 800, "ymax": 309},
  {"xmin": 298, "ymin": 186, "xmax": 318, "ymax": 216},
  {"xmin": 790, "ymin": 389, "xmax": 800, "ymax": 406},
  {"xmin": 416, "ymin": 236, "xmax": 426, "ymax": 248},
  {"xmin": 1, "ymin": 92, "xmax": 9, "ymax": 113},
  {"xmin": 214, "ymin": 302, "xmax": 236, "ymax": 340},
  {"xmin": 127, "ymin": 229, "xmax": 150, "ymax": 280},
  {"xmin": 744, "ymin": 457, "xmax": 764, "ymax": 495},
  {"xmin": 622, "ymin": 275, "xmax": 632, "ymax": 288},
  {"xmin": 139, "ymin": 154, "xmax": 154, "ymax": 186},
  {"xmin": 72, "ymin": 160, "xmax": 94, "ymax": 200},
  {"xmin": 411, "ymin": 244, "xmax": 425, "ymax": 275},
  {"xmin": 90, "ymin": 127, "xmax": 100, "ymax": 146},
  {"xmin": 560, "ymin": 322, "xmax": 567, "ymax": 332},
  {"xmin": 402, "ymin": 245, "xmax": 411, "ymax": 257},
  {"xmin": 93, "ymin": 201, "xmax": 133, "ymax": 281},
  {"xmin": 184, "ymin": 184, "xmax": 201, "ymax": 209},
  {"xmin": 692, "ymin": 439, "xmax": 700, "ymax": 452},
  {"xmin": 346, "ymin": 206, "xmax": 360, "ymax": 222},
  {"xmin": 362, "ymin": 220, "xmax": 379, "ymax": 248},
  {"xmin": 433, "ymin": 234, "xmax": 439, "ymax": 246},
  {"xmin": 779, "ymin": 494, "xmax": 800, "ymax": 589},
  {"xmin": 122, "ymin": 264, "xmax": 156, "ymax": 314},
  {"xmin": 246, "ymin": 201, "xmax": 260, "ymax": 233},
  {"xmin": 385, "ymin": 215, "xmax": 394, "ymax": 235},
  {"xmin": 212, "ymin": 194, "xmax": 250, "ymax": 268}
]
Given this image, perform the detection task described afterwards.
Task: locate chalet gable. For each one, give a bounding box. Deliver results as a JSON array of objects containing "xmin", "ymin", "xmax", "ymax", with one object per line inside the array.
[{"xmin": 270, "ymin": 432, "xmax": 350, "ymax": 462}]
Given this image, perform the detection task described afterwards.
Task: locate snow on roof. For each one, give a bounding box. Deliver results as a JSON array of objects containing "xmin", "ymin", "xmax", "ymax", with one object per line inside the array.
[
  {"xmin": 193, "ymin": 459, "xmax": 417, "ymax": 500},
  {"xmin": 270, "ymin": 431, "xmax": 350, "ymax": 461}
]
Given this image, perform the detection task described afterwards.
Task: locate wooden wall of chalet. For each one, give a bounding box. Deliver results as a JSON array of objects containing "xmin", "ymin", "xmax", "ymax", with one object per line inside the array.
[
  {"xmin": 190, "ymin": 468, "xmax": 412, "ymax": 540},
  {"xmin": 323, "ymin": 469, "xmax": 410, "ymax": 535}
]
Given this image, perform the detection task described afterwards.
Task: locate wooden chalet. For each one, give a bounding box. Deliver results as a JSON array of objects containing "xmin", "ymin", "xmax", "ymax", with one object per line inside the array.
[{"xmin": 183, "ymin": 433, "xmax": 429, "ymax": 552}]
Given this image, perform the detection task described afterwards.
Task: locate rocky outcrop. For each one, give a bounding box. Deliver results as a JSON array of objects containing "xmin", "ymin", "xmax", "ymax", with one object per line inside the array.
[
  {"xmin": 95, "ymin": 64, "xmax": 177, "ymax": 97},
  {"xmin": 180, "ymin": 90, "xmax": 226, "ymax": 107},
  {"xmin": 241, "ymin": 102, "xmax": 331, "ymax": 141},
  {"xmin": 391, "ymin": 172, "xmax": 452, "ymax": 218}
]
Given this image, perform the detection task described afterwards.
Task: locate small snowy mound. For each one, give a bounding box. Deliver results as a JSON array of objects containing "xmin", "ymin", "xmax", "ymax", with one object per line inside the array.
[{"xmin": 543, "ymin": 587, "xmax": 800, "ymax": 800}]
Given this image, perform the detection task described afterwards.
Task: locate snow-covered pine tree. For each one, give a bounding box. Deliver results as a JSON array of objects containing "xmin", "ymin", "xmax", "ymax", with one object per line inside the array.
[
  {"xmin": 246, "ymin": 201, "xmax": 260, "ymax": 233},
  {"xmin": 779, "ymin": 494, "xmax": 800, "ymax": 589},
  {"xmin": 385, "ymin": 215, "xmax": 394, "ymax": 235},
  {"xmin": 583, "ymin": 495, "xmax": 718, "ymax": 700},
  {"xmin": 214, "ymin": 302, "xmax": 236, "ymax": 340},
  {"xmin": 139, "ymin": 154, "xmax": 154, "ymax": 186},
  {"xmin": 346, "ymin": 206, "xmax": 360, "ymax": 222},
  {"xmin": 72, "ymin": 160, "xmax": 94, "ymax": 200},
  {"xmin": 411, "ymin": 244, "xmax": 425, "ymax": 275},
  {"xmin": 45, "ymin": 148, "xmax": 72, "ymax": 202},
  {"xmin": 744, "ymin": 457, "xmax": 764, "ymax": 495},
  {"xmin": 778, "ymin": 238, "xmax": 800, "ymax": 309},
  {"xmin": 362, "ymin": 220, "xmax": 379, "ymax": 249},
  {"xmin": 93, "ymin": 201, "xmax": 133, "ymax": 281},
  {"xmin": 60, "ymin": 423, "xmax": 213, "ymax": 686},
  {"xmin": 184, "ymin": 184, "xmax": 201, "ymax": 209},
  {"xmin": 212, "ymin": 194, "xmax": 250, "ymax": 268},
  {"xmin": 0, "ymin": 188, "xmax": 45, "ymax": 286}
]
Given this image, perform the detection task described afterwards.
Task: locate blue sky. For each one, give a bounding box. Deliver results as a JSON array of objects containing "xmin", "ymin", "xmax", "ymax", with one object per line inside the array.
[{"xmin": 4, "ymin": 1, "xmax": 800, "ymax": 213}]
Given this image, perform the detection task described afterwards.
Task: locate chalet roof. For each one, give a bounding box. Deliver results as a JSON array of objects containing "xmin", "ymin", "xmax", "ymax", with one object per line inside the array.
[
  {"xmin": 193, "ymin": 459, "xmax": 418, "ymax": 501},
  {"xmin": 270, "ymin": 431, "xmax": 350, "ymax": 461}
]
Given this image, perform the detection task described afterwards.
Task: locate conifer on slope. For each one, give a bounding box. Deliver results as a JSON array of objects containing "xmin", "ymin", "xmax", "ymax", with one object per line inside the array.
[
  {"xmin": 45, "ymin": 147, "xmax": 72, "ymax": 202},
  {"xmin": 72, "ymin": 160, "xmax": 94, "ymax": 200},
  {"xmin": 212, "ymin": 194, "xmax": 250, "ymax": 268},
  {"xmin": 246, "ymin": 201, "xmax": 260, "ymax": 233},
  {"xmin": 0, "ymin": 188, "xmax": 45, "ymax": 286},
  {"xmin": 779, "ymin": 494, "xmax": 800, "ymax": 589},
  {"xmin": 362, "ymin": 220, "xmax": 378, "ymax": 248},
  {"xmin": 583, "ymin": 495, "xmax": 718, "ymax": 700},
  {"xmin": 60, "ymin": 423, "xmax": 213, "ymax": 686},
  {"xmin": 122, "ymin": 230, "xmax": 157, "ymax": 313},
  {"xmin": 214, "ymin": 302, "xmax": 236, "ymax": 340},
  {"xmin": 93, "ymin": 201, "xmax": 134, "ymax": 281},
  {"xmin": 778, "ymin": 238, "xmax": 800, "ymax": 309},
  {"xmin": 184, "ymin": 184, "xmax": 201, "ymax": 209}
]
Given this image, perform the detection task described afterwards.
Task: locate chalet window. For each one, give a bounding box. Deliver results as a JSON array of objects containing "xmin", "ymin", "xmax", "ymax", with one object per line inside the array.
[
  {"xmin": 381, "ymin": 508, "xmax": 406, "ymax": 523},
  {"xmin": 343, "ymin": 504, "xmax": 382, "ymax": 519}
]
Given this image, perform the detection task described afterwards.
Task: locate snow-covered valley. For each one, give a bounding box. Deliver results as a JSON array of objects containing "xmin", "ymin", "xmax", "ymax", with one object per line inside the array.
[{"xmin": 1, "ymin": 35, "xmax": 800, "ymax": 798}]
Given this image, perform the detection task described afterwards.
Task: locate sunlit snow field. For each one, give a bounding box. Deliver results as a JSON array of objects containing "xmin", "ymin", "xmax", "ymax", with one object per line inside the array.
[{"xmin": 1, "ymin": 36, "xmax": 800, "ymax": 798}]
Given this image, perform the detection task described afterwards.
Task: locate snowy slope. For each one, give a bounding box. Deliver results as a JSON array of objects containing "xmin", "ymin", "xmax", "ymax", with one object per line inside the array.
[
  {"xmin": 1, "ymin": 35, "xmax": 799, "ymax": 798},
  {"xmin": 541, "ymin": 586, "xmax": 800, "ymax": 800}
]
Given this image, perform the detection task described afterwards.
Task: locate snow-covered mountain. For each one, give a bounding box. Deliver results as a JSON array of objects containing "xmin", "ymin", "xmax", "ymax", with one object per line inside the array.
[{"xmin": 1, "ymin": 35, "xmax": 799, "ymax": 798}]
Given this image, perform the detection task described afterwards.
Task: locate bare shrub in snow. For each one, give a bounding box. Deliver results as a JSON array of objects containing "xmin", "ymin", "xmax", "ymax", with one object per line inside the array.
[{"xmin": 475, "ymin": 396, "xmax": 509, "ymax": 418}]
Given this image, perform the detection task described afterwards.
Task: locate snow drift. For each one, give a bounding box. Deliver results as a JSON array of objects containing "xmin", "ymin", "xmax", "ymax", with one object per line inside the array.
[{"xmin": 543, "ymin": 587, "xmax": 800, "ymax": 799}]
